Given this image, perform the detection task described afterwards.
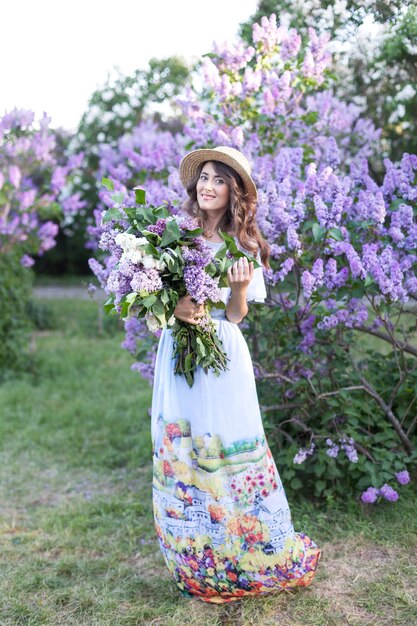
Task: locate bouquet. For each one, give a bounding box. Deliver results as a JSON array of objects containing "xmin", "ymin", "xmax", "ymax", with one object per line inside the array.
[{"xmin": 100, "ymin": 178, "xmax": 259, "ymax": 387}]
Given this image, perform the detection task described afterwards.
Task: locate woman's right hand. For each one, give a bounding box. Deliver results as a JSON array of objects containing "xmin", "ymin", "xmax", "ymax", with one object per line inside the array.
[{"xmin": 174, "ymin": 295, "xmax": 205, "ymax": 325}]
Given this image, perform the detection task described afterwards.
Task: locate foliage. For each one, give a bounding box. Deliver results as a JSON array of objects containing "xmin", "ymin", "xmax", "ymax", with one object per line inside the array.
[
  {"xmin": 0, "ymin": 251, "xmax": 33, "ymax": 379},
  {"xmin": 87, "ymin": 13, "xmax": 417, "ymax": 503}
]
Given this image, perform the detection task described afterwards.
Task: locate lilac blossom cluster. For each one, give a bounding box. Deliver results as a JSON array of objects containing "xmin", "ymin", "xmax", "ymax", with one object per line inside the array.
[
  {"xmin": 361, "ymin": 470, "xmax": 410, "ymax": 504},
  {"xmin": 325, "ymin": 437, "xmax": 358, "ymax": 463},
  {"xmin": 0, "ymin": 108, "xmax": 85, "ymax": 265},
  {"xmin": 293, "ymin": 442, "xmax": 316, "ymax": 464}
]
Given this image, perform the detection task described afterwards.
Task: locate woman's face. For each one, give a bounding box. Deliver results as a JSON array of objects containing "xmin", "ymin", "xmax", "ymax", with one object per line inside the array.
[{"xmin": 196, "ymin": 161, "xmax": 230, "ymax": 215}]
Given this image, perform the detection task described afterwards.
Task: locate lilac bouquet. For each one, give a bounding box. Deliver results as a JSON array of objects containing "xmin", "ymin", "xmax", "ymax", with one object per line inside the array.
[{"xmin": 99, "ymin": 178, "xmax": 258, "ymax": 386}]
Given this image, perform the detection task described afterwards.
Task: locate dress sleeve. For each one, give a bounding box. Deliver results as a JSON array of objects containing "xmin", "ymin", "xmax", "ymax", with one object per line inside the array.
[{"xmin": 246, "ymin": 250, "xmax": 267, "ymax": 303}]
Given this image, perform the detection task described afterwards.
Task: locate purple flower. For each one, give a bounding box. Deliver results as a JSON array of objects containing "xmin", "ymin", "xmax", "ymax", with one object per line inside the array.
[
  {"xmin": 183, "ymin": 265, "xmax": 221, "ymax": 304},
  {"xmin": 20, "ymin": 254, "xmax": 35, "ymax": 267},
  {"xmin": 130, "ymin": 268, "xmax": 162, "ymax": 293},
  {"xmin": 325, "ymin": 438, "xmax": 339, "ymax": 458},
  {"xmin": 361, "ymin": 487, "xmax": 379, "ymax": 504},
  {"xmin": 147, "ymin": 218, "xmax": 168, "ymax": 235},
  {"xmin": 379, "ymin": 484, "xmax": 399, "ymax": 502},
  {"xmin": 340, "ymin": 437, "xmax": 358, "ymax": 463},
  {"xmin": 395, "ymin": 470, "xmax": 410, "ymax": 486},
  {"xmin": 293, "ymin": 442, "xmax": 315, "ymax": 465},
  {"xmin": 8, "ymin": 165, "xmax": 21, "ymax": 189}
]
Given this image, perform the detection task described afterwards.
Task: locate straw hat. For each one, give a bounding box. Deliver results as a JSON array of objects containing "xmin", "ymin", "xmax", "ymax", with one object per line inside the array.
[{"xmin": 179, "ymin": 146, "xmax": 257, "ymax": 202}]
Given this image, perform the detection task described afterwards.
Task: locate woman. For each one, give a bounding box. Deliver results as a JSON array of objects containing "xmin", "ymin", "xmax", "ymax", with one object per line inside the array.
[{"xmin": 151, "ymin": 146, "xmax": 320, "ymax": 603}]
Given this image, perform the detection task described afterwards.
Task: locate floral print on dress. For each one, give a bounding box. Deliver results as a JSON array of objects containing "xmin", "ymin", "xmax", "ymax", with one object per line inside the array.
[{"xmin": 152, "ymin": 417, "xmax": 320, "ymax": 603}]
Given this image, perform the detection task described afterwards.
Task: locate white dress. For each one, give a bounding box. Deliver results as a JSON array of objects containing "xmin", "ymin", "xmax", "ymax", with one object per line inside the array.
[{"xmin": 151, "ymin": 240, "xmax": 320, "ymax": 603}]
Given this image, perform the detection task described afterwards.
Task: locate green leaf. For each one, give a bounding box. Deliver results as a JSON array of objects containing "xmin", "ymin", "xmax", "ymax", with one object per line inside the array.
[
  {"xmin": 102, "ymin": 207, "xmax": 123, "ymax": 223},
  {"xmin": 142, "ymin": 294, "xmax": 157, "ymax": 308},
  {"xmin": 111, "ymin": 192, "xmax": 125, "ymax": 204},
  {"xmin": 364, "ymin": 274, "xmax": 374, "ymax": 287},
  {"xmin": 134, "ymin": 187, "xmax": 146, "ymax": 204},
  {"xmin": 125, "ymin": 293, "xmax": 137, "ymax": 304},
  {"xmin": 389, "ymin": 199, "xmax": 403, "ymax": 212},
  {"xmin": 161, "ymin": 289, "xmax": 170, "ymax": 305},
  {"xmin": 161, "ymin": 220, "xmax": 181, "ymax": 247},
  {"xmin": 102, "ymin": 177, "xmax": 114, "ymax": 191},
  {"xmin": 328, "ymin": 227, "xmax": 343, "ymax": 241},
  {"xmin": 103, "ymin": 299, "xmax": 115, "ymax": 314},
  {"xmin": 302, "ymin": 111, "xmax": 319, "ymax": 125},
  {"xmin": 196, "ymin": 336, "xmax": 206, "ymax": 356},
  {"xmin": 312, "ymin": 222, "xmax": 325, "ymax": 242}
]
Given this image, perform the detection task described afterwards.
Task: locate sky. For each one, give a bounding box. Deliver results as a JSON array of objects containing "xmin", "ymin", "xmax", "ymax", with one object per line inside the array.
[{"xmin": 2, "ymin": 0, "xmax": 259, "ymax": 132}]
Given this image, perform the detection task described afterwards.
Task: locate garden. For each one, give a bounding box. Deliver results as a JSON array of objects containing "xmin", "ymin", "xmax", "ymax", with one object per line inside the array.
[{"xmin": 1, "ymin": 2, "xmax": 417, "ymax": 624}]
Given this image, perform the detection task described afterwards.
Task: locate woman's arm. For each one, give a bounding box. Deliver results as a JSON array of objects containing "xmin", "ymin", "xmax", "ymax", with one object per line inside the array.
[{"xmin": 225, "ymin": 257, "xmax": 254, "ymax": 324}]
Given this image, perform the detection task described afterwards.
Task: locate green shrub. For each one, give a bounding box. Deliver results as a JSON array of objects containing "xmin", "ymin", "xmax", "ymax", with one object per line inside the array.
[{"xmin": 0, "ymin": 253, "xmax": 34, "ymax": 379}]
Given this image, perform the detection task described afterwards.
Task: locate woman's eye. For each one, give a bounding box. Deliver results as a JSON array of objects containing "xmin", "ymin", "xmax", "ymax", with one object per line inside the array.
[{"xmin": 215, "ymin": 179, "xmax": 224, "ymax": 184}]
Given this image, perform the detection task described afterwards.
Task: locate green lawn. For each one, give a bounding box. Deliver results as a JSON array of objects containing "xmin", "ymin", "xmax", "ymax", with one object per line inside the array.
[{"xmin": 0, "ymin": 297, "xmax": 416, "ymax": 625}]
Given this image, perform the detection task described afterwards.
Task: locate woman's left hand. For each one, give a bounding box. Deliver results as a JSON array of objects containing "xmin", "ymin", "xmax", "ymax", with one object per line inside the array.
[{"xmin": 227, "ymin": 256, "xmax": 253, "ymax": 293}]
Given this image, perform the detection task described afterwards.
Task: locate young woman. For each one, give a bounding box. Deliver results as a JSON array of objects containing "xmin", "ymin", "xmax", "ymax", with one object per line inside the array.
[{"xmin": 151, "ymin": 146, "xmax": 320, "ymax": 603}]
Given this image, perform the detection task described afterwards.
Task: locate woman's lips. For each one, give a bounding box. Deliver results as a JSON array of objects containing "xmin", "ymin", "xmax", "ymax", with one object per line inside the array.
[{"xmin": 202, "ymin": 194, "xmax": 215, "ymax": 200}]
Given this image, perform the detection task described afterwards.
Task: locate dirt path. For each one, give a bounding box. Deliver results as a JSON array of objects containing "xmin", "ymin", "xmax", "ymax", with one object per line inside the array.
[{"xmin": 33, "ymin": 285, "xmax": 107, "ymax": 300}]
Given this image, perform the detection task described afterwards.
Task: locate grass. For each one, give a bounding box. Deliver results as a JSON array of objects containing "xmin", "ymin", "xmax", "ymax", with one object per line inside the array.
[{"xmin": 0, "ymin": 296, "xmax": 416, "ymax": 625}]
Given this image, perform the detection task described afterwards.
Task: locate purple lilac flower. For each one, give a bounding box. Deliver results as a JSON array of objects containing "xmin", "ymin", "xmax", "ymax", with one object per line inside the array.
[
  {"xmin": 130, "ymin": 268, "xmax": 162, "ymax": 293},
  {"xmin": 331, "ymin": 241, "xmax": 366, "ymax": 279},
  {"xmin": 273, "ymin": 257, "xmax": 294, "ymax": 284},
  {"xmin": 280, "ymin": 29, "xmax": 301, "ymax": 60},
  {"xmin": 293, "ymin": 442, "xmax": 315, "ymax": 464},
  {"xmin": 87, "ymin": 283, "xmax": 97, "ymax": 297},
  {"xmin": 88, "ymin": 258, "xmax": 108, "ymax": 289},
  {"xmin": 361, "ymin": 487, "xmax": 379, "ymax": 504},
  {"xmin": 395, "ymin": 470, "xmax": 410, "ymax": 485},
  {"xmin": 147, "ymin": 218, "xmax": 168, "ymax": 235},
  {"xmin": 182, "ymin": 245, "xmax": 212, "ymax": 267},
  {"xmin": 183, "ymin": 265, "xmax": 221, "ymax": 304},
  {"xmin": 286, "ymin": 225, "xmax": 301, "ymax": 252},
  {"xmin": 301, "ymin": 270, "xmax": 315, "ymax": 299},
  {"xmin": 340, "ymin": 437, "xmax": 358, "ymax": 463},
  {"xmin": 379, "ymin": 484, "xmax": 399, "ymax": 502},
  {"xmin": 8, "ymin": 165, "xmax": 21, "ymax": 188},
  {"xmin": 325, "ymin": 438, "xmax": 339, "ymax": 458},
  {"xmin": 20, "ymin": 254, "xmax": 35, "ymax": 267}
]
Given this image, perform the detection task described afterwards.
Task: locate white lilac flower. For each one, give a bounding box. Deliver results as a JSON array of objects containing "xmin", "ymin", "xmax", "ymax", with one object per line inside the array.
[{"xmin": 145, "ymin": 313, "xmax": 160, "ymax": 333}]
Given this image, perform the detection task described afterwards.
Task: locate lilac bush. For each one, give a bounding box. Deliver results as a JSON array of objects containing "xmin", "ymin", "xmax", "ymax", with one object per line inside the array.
[
  {"xmin": 0, "ymin": 108, "xmax": 84, "ymax": 375},
  {"xmin": 88, "ymin": 14, "xmax": 416, "ymax": 502},
  {"xmin": 0, "ymin": 108, "xmax": 85, "ymax": 266}
]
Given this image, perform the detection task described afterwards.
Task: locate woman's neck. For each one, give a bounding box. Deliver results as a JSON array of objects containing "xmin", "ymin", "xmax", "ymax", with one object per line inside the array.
[{"xmin": 202, "ymin": 214, "xmax": 230, "ymax": 242}]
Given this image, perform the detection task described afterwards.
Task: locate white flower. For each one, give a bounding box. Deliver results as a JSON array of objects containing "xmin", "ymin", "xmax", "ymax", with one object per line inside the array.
[
  {"xmin": 122, "ymin": 249, "xmax": 143, "ymax": 264},
  {"xmin": 145, "ymin": 313, "xmax": 160, "ymax": 333},
  {"xmin": 142, "ymin": 254, "xmax": 157, "ymax": 269},
  {"xmin": 167, "ymin": 315, "xmax": 176, "ymax": 326},
  {"xmin": 115, "ymin": 232, "xmax": 147, "ymax": 252}
]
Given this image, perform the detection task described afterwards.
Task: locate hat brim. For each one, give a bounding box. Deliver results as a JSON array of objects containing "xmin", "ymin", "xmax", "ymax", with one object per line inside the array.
[{"xmin": 179, "ymin": 148, "xmax": 257, "ymax": 202}]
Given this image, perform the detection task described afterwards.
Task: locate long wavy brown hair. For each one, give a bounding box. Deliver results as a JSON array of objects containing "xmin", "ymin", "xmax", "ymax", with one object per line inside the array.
[{"xmin": 182, "ymin": 160, "xmax": 270, "ymax": 268}]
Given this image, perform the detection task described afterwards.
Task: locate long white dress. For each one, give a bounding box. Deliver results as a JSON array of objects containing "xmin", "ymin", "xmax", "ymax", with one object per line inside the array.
[{"xmin": 151, "ymin": 240, "xmax": 320, "ymax": 603}]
